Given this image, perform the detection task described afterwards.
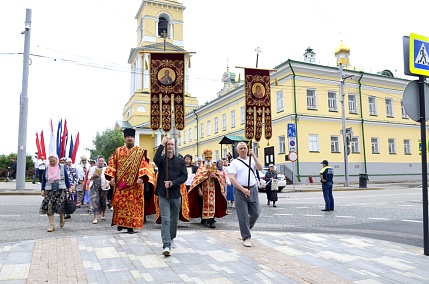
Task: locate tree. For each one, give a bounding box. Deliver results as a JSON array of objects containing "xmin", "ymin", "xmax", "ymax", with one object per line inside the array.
[
  {"xmin": 0, "ymin": 153, "xmax": 34, "ymax": 180},
  {"xmin": 89, "ymin": 128, "xmax": 124, "ymax": 161}
]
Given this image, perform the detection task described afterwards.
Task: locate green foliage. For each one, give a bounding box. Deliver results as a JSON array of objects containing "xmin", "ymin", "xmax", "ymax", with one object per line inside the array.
[
  {"xmin": 0, "ymin": 153, "xmax": 35, "ymax": 179},
  {"xmin": 89, "ymin": 128, "xmax": 124, "ymax": 161}
]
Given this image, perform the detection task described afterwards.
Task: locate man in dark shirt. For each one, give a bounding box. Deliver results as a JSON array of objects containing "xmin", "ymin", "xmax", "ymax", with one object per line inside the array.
[
  {"xmin": 319, "ymin": 160, "xmax": 334, "ymax": 211},
  {"xmin": 154, "ymin": 136, "xmax": 187, "ymax": 256}
]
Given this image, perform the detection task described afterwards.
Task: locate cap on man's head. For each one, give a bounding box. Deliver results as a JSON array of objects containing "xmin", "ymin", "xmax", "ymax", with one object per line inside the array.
[
  {"xmin": 123, "ymin": 128, "xmax": 135, "ymax": 138},
  {"xmin": 269, "ymin": 164, "xmax": 274, "ymax": 167},
  {"xmin": 321, "ymin": 160, "xmax": 329, "ymax": 165},
  {"xmin": 67, "ymin": 158, "xmax": 72, "ymax": 163}
]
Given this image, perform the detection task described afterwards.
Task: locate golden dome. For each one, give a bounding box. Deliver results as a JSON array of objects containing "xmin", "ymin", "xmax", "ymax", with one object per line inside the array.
[{"xmin": 334, "ymin": 40, "xmax": 350, "ymax": 55}]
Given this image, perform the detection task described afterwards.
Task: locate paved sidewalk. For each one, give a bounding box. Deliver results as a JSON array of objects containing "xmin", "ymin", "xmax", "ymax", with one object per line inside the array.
[
  {"xmin": 0, "ymin": 229, "xmax": 428, "ymax": 283},
  {"xmin": 0, "ymin": 181, "xmax": 427, "ymax": 283}
]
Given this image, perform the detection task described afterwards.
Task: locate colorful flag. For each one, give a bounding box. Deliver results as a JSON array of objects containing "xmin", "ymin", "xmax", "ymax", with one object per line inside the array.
[
  {"xmin": 35, "ymin": 132, "xmax": 41, "ymax": 159},
  {"xmin": 68, "ymin": 134, "xmax": 74, "ymax": 159},
  {"xmin": 71, "ymin": 132, "xmax": 80, "ymax": 163},
  {"xmin": 61, "ymin": 119, "xmax": 68, "ymax": 158},
  {"xmin": 150, "ymin": 52, "xmax": 186, "ymax": 131},
  {"xmin": 48, "ymin": 119, "xmax": 55, "ymax": 156},
  {"xmin": 56, "ymin": 119, "xmax": 62, "ymax": 157},
  {"xmin": 40, "ymin": 130, "xmax": 46, "ymax": 159},
  {"xmin": 244, "ymin": 68, "xmax": 272, "ymax": 141}
]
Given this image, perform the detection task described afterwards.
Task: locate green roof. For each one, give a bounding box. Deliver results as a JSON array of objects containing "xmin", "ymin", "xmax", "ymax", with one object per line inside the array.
[{"xmin": 219, "ymin": 135, "xmax": 248, "ymax": 144}]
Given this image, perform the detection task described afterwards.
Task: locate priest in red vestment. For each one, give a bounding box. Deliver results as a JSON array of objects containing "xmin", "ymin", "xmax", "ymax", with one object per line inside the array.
[
  {"xmin": 188, "ymin": 149, "xmax": 228, "ymax": 228},
  {"xmin": 104, "ymin": 128, "xmax": 156, "ymax": 234}
]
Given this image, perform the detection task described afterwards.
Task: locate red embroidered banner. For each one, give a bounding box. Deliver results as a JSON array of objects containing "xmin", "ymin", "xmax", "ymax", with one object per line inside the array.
[
  {"xmin": 244, "ymin": 68, "xmax": 272, "ymax": 141},
  {"xmin": 150, "ymin": 53, "xmax": 185, "ymax": 131}
]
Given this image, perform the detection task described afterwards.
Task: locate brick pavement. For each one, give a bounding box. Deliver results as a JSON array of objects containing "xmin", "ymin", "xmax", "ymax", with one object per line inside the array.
[{"xmin": 0, "ymin": 229, "xmax": 428, "ymax": 283}]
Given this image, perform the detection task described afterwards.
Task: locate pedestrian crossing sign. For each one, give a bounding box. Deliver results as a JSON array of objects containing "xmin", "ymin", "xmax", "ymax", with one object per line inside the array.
[{"xmin": 409, "ymin": 33, "xmax": 429, "ymax": 76}]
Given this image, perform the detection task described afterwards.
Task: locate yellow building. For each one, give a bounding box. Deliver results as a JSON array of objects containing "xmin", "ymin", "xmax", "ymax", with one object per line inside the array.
[
  {"xmin": 118, "ymin": 0, "xmax": 198, "ymax": 160},
  {"xmin": 119, "ymin": 1, "xmax": 423, "ymax": 184}
]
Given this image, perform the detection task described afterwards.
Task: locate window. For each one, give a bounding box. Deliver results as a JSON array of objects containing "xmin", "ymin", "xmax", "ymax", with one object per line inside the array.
[
  {"xmin": 351, "ymin": 137, "xmax": 360, "ymax": 153},
  {"xmin": 401, "ymin": 101, "xmax": 408, "ymax": 119},
  {"xmin": 194, "ymin": 126, "xmax": 197, "ymax": 140},
  {"xmin": 183, "ymin": 131, "xmax": 186, "ymax": 144},
  {"xmin": 371, "ymin": 138, "xmax": 379, "ymax": 154},
  {"xmin": 276, "ymin": 90, "xmax": 284, "ymax": 112},
  {"xmin": 331, "ymin": 136, "xmax": 340, "ymax": 152},
  {"xmin": 252, "ymin": 142, "xmax": 258, "ymax": 157},
  {"xmin": 404, "ymin": 139, "xmax": 411, "ymax": 154},
  {"xmin": 231, "ymin": 110, "xmax": 236, "ymax": 128},
  {"xmin": 200, "ymin": 123, "xmax": 204, "ymax": 138},
  {"xmin": 388, "ymin": 138, "xmax": 396, "ymax": 154},
  {"xmin": 278, "ymin": 136, "xmax": 285, "ymax": 153},
  {"xmin": 306, "ymin": 89, "xmax": 317, "ymax": 109},
  {"xmin": 369, "ymin": 96, "xmax": 377, "ymax": 115},
  {"xmin": 189, "ymin": 128, "xmax": 192, "ymax": 142},
  {"xmin": 215, "ymin": 150, "xmax": 219, "ymax": 161},
  {"xmin": 328, "ymin": 91, "xmax": 337, "ymax": 111},
  {"xmin": 158, "ymin": 16, "xmax": 169, "ymax": 37},
  {"xmin": 207, "ymin": 121, "xmax": 211, "ymax": 136},
  {"xmin": 223, "ymin": 148, "xmax": 227, "ymax": 159},
  {"xmin": 240, "ymin": 107, "xmax": 245, "ymax": 124},
  {"xmin": 222, "ymin": 114, "xmax": 227, "ymax": 131},
  {"xmin": 308, "ymin": 134, "xmax": 319, "ymax": 152},
  {"xmin": 348, "ymin": 93, "xmax": 358, "ymax": 114},
  {"xmin": 214, "ymin": 117, "xmax": 218, "ymax": 133},
  {"xmin": 385, "ymin": 98, "xmax": 394, "ymax": 117}
]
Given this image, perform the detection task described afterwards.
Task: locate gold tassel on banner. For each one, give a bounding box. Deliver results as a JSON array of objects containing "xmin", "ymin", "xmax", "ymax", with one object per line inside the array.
[
  {"xmin": 275, "ymin": 78, "xmax": 278, "ymax": 86},
  {"xmin": 258, "ymin": 143, "xmax": 260, "ymax": 148},
  {"xmin": 237, "ymin": 73, "xmax": 241, "ymax": 83},
  {"xmin": 188, "ymin": 58, "xmax": 191, "ymax": 68},
  {"xmin": 145, "ymin": 60, "xmax": 149, "ymax": 70},
  {"xmin": 267, "ymin": 140, "xmax": 270, "ymax": 146},
  {"xmin": 178, "ymin": 132, "xmax": 181, "ymax": 138},
  {"xmin": 151, "ymin": 131, "xmax": 154, "ymax": 138}
]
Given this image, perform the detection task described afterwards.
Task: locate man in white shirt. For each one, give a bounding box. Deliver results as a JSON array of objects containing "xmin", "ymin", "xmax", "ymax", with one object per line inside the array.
[
  {"xmin": 32, "ymin": 153, "xmax": 39, "ymax": 184},
  {"xmin": 228, "ymin": 142, "xmax": 263, "ymax": 248},
  {"xmin": 37, "ymin": 156, "xmax": 46, "ymax": 183}
]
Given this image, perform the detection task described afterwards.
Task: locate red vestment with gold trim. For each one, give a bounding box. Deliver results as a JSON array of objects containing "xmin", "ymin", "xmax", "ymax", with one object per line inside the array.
[
  {"xmin": 104, "ymin": 146, "xmax": 155, "ymax": 229},
  {"xmin": 188, "ymin": 166, "xmax": 228, "ymax": 220}
]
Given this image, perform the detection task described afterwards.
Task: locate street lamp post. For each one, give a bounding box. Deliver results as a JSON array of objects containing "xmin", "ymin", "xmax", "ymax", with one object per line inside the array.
[
  {"xmin": 339, "ymin": 63, "xmax": 352, "ymax": 187},
  {"xmin": 16, "ymin": 9, "xmax": 32, "ymax": 190}
]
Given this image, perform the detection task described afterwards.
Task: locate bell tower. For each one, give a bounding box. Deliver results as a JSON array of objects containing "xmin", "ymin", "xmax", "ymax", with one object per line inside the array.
[{"xmin": 122, "ymin": 0, "xmax": 197, "ymax": 128}]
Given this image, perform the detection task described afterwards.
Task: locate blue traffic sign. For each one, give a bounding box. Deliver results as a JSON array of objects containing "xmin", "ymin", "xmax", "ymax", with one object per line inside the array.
[
  {"xmin": 410, "ymin": 33, "xmax": 429, "ymax": 76},
  {"xmin": 287, "ymin": 123, "xmax": 296, "ymax": 138}
]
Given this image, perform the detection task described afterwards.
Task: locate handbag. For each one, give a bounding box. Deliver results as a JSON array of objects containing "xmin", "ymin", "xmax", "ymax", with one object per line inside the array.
[{"xmin": 63, "ymin": 194, "xmax": 77, "ymax": 214}]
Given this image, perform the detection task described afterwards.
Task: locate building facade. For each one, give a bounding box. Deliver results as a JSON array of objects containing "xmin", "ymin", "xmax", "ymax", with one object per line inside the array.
[{"xmin": 120, "ymin": 1, "xmax": 424, "ymax": 184}]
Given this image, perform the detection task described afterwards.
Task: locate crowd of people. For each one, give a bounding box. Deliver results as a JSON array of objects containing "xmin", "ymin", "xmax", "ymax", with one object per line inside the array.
[{"xmin": 38, "ymin": 128, "xmax": 279, "ymax": 256}]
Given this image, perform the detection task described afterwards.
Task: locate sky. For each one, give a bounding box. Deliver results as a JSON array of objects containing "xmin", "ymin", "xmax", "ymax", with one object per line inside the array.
[{"xmin": 0, "ymin": 0, "xmax": 427, "ymax": 160}]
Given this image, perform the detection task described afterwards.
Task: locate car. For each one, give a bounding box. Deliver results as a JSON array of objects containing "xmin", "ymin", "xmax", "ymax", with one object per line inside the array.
[{"xmin": 258, "ymin": 167, "xmax": 286, "ymax": 192}]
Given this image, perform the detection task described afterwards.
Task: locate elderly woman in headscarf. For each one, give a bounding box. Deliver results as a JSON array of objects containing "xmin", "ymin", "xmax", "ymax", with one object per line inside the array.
[{"xmin": 39, "ymin": 154, "xmax": 72, "ymax": 232}]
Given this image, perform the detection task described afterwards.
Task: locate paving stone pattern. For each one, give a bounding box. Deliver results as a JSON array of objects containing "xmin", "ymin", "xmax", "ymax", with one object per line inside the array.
[{"xmin": 0, "ymin": 229, "xmax": 428, "ymax": 283}]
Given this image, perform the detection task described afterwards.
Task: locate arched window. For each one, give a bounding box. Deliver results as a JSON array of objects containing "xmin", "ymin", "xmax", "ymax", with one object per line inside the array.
[
  {"xmin": 158, "ymin": 16, "xmax": 169, "ymax": 37},
  {"xmin": 136, "ymin": 106, "xmax": 146, "ymax": 112}
]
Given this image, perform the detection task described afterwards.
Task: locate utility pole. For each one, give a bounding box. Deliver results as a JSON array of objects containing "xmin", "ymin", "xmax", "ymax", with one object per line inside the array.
[
  {"xmin": 339, "ymin": 63, "xmax": 352, "ymax": 187},
  {"xmin": 16, "ymin": 9, "xmax": 32, "ymax": 190}
]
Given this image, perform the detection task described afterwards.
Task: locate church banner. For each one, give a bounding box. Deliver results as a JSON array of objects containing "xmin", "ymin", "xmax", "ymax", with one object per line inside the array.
[
  {"xmin": 244, "ymin": 68, "xmax": 272, "ymax": 141},
  {"xmin": 150, "ymin": 53, "xmax": 185, "ymax": 132}
]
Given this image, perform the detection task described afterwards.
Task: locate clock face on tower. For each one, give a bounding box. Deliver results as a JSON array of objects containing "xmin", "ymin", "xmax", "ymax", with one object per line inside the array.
[{"xmin": 221, "ymin": 72, "xmax": 230, "ymax": 82}]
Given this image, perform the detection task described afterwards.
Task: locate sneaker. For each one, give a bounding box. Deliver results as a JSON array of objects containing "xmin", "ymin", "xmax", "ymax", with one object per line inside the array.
[
  {"xmin": 47, "ymin": 224, "xmax": 55, "ymax": 232},
  {"xmin": 110, "ymin": 207, "xmax": 114, "ymax": 211},
  {"xmin": 170, "ymin": 239, "xmax": 177, "ymax": 248},
  {"xmin": 162, "ymin": 246, "xmax": 171, "ymax": 256},
  {"xmin": 243, "ymin": 239, "xmax": 252, "ymax": 247}
]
